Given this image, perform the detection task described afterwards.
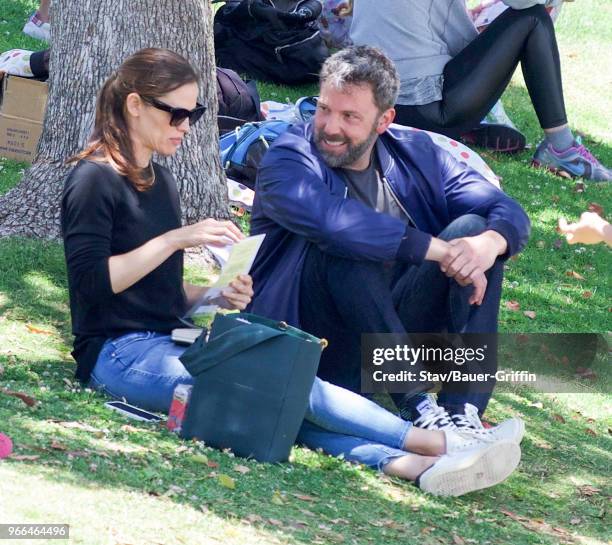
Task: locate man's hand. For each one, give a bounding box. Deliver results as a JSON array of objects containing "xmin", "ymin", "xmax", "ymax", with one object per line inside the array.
[
  {"xmin": 440, "ymin": 231, "xmax": 507, "ymax": 278},
  {"xmin": 438, "ymin": 230, "xmax": 507, "ymax": 305}
]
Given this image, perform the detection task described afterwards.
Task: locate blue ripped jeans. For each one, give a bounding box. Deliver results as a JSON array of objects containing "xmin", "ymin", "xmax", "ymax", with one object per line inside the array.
[{"xmin": 89, "ymin": 332, "xmax": 412, "ymax": 470}]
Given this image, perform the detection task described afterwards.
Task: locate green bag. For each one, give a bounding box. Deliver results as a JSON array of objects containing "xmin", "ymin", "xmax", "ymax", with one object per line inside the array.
[{"xmin": 179, "ymin": 313, "xmax": 325, "ymax": 462}]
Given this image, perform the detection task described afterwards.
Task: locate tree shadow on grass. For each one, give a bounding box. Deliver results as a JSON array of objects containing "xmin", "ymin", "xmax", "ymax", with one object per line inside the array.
[
  {"xmin": 0, "ymin": 237, "xmax": 73, "ymax": 349},
  {"xmin": 1, "ymin": 373, "xmax": 610, "ymax": 545}
]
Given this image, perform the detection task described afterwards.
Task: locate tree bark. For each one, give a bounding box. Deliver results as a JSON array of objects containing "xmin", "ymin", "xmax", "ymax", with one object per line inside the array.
[{"xmin": 0, "ymin": 0, "xmax": 227, "ymax": 239}]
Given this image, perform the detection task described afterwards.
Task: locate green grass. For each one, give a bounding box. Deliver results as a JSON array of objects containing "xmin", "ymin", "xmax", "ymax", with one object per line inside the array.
[{"xmin": 1, "ymin": 0, "xmax": 611, "ymax": 544}]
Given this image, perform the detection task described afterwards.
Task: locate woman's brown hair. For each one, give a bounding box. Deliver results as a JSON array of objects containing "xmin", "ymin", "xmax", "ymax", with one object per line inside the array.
[{"xmin": 70, "ymin": 48, "xmax": 199, "ymax": 191}]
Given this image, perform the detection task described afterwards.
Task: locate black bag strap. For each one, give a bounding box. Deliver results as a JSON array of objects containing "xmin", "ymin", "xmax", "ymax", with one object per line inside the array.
[{"xmin": 180, "ymin": 324, "xmax": 286, "ymax": 376}]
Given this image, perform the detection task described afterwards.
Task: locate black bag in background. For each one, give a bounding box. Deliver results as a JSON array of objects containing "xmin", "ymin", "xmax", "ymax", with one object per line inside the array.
[
  {"xmin": 214, "ymin": 0, "xmax": 330, "ymax": 85},
  {"xmin": 216, "ymin": 67, "xmax": 265, "ymax": 134}
]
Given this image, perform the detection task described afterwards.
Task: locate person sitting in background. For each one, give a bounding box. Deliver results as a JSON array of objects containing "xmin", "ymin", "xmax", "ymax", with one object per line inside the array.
[
  {"xmin": 349, "ymin": 0, "xmax": 611, "ymax": 181},
  {"xmin": 23, "ymin": 0, "xmax": 51, "ymax": 42},
  {"xmin": 61, "ymin": 47, "xmax": 521, "ymax": 497}
]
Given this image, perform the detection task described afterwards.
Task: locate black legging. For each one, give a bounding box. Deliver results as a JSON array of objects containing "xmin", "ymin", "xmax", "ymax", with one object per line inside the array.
[{"xmin": 394, "ymin": 5, "xmax": 567, "ymax": 138}]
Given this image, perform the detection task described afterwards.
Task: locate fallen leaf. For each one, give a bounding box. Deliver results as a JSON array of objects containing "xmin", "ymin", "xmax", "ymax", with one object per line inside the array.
[
  {"xmin": 530, "ymin": 402, "xmax": 544, "ymax": 409},
  {"xmin": 565, "ymin": 270, "xmax": 585, "ymax": 280},
  {"xmin": 523, "ymin": 310, "xmax": 537, "ymax": 320},
  {"xmin": 574, "ymin": 181, "xmax": 586, "ymax": 193},
  {"xmin": 207, "ymin": 460, "xmax": 219, "ymax": 468},
  {"xmin": 271, "ymin": 490, "xmax": 285, "ymax": 505},
  {"xmin": 267, "ymin": 518, "xmax": 283, "ymax": 527},
  {"xmin": 62, "ymin": 378, "xmax": 73, "ymax": 388},
  {"xmin": 291, "ymin": 493, "xmax": 317, "ymax": 502},
  {"xmin": 501, "ymin": 510, "xmax": 574, "ymax": 542},
  {"xmin": 578, "ymin": 485, "xmax": 601, "ymax": 497},
  {"xmin": 190, "ymin": 454, "xmax": 209, "ymax": 465},
  {"xmin": 0, "ymin": 387, "xmax": 37, "ymax": 407},
  {"xmin": 505, "ymin": 300, "xmax": 521, "ymax": 311},
  {"xmin": 26, "ymin": 324, "xmax": 54, "ymax": 335},
  {"xmin": 218, "ymin": 474, "xmax": 236, "ymax": 490},
  {"xmin": 8, "ymin": 454, "xmax": 40, "ymax": 461},
  {"xmin": 588, "ymin": 202, "xmax": 604, "ymax": 216},
  {"xmin": 245, "ymin": 514, "xmax": 263, "ymax": 524},
  {"xmin": 233, "ymin": 464, "xmax": 250, "ymax": 474},
  {"xmin": 553, "ymin": 414, "xmax": 566, "ymax": 424},
  {"xmin": 585, "ymin": 428, "xmax": 597, "ymax": 437},
  {"xmin": 569, "ymin": 517, "xmax": 581, "ymax": 525},
  {"xmin": 453, "ymin": 535, "xmax": 466, "ymax": 545}
]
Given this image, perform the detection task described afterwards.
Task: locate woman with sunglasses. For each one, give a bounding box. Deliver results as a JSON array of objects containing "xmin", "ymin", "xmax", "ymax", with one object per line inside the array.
[
  {"xmin": 61, "ymin": 48, "xmax": 520, "ymax": 497},
  {"xmin": 62, "ymin": 48, "xmax": 252, "ymax": 406}
]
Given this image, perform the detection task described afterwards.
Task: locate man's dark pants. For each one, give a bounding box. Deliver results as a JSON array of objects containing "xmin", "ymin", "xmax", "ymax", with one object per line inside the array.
[{"xmin": 298, "ymin": 214, "xmax": 504, "ymax": 418}]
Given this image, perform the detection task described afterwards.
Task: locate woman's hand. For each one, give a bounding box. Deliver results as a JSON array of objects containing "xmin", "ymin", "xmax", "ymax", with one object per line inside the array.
[
  {"xmin": 221, "ymin": 274, "xmax": 254, "ymax": 310},
  {"xmin": 166, "ymin": 218, "xmax": 244, "ymax": 250}
]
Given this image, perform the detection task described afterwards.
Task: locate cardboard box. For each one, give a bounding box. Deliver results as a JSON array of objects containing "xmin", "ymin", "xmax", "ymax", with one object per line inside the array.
[{"xmin": 0, "ymin": 74, "xmax": 48, "ymax": 163}]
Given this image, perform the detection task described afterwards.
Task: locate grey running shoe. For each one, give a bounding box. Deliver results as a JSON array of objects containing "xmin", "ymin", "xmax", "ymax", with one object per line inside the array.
[{"xmin": 532, "ymin": 137, "xmax": 611, "ymax": 182}]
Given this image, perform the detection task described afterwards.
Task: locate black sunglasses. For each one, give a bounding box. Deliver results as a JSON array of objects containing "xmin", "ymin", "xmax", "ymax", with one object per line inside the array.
[{"xmin": 144, "ymin": 97, "xmax": 207, "ymax": 127}]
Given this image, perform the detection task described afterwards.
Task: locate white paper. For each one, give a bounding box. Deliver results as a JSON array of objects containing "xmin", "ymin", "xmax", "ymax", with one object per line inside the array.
[{"xmin": 186, "ymin": 234, "xmax": 266, "ymax": 316}]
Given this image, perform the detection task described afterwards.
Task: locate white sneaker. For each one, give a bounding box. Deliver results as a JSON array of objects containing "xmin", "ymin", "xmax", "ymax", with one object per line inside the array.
[
  {"xmin": 418, "ymin": 439, "xmax": 521, "ymax": 497},
  {"xmin": 452, "ymin": 403, "xmax": 525, "ymax": 444},
  {"xmin": 412, "ymin": 395, "xmax": 458, "ymax": 431},
  {"xmin": 23, "ymin": 15, "xmax": 51, "ymax": 42}
]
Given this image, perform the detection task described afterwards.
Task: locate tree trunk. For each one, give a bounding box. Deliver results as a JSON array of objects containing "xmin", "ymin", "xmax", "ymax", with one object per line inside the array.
[{"xmin": 0, "ymin": 0, "xmax": 227, "ymax": 239}]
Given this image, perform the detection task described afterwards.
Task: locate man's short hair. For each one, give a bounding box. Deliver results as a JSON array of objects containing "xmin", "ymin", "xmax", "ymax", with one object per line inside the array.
[{"xmin": 319, "ymin": 46, "xmax": 400, "ymax": 112}]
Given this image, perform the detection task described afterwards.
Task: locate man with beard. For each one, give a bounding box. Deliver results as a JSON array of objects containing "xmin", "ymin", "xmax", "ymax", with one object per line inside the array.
[{"xmin": 248, "ymin": 46, "xmax": 530, "ymax": 433}]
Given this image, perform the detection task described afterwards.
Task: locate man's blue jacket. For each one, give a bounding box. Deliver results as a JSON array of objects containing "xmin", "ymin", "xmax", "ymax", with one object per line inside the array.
[{"xmin": 248, "ymin": 123, "xmax": 530, "ymax": 326}]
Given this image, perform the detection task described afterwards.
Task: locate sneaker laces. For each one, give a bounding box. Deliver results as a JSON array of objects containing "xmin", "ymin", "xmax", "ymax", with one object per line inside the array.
[
  {"xmin": 574, "ymin": 136, "xmax": 600, "ymax": 165},
  {"xmin": 414, "ymin": 405, "xmax": 457, "ymax": 430},
  {"xmin": 453, "ymin": 403, "xmax": 483, "ymax": 430},
  {"xmin": 452, "ymin": 404, "xmax": 498, "ymax": 442}
]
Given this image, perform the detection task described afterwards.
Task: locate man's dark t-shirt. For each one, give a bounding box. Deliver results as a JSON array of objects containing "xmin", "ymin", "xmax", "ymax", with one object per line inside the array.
[
  {"xmin": 340, "ymin": 151, "xmax": 412, "ymax": 224},
  {"xmin": 61, "ymin": 160, "xmax": 186, "ymax": 382}
]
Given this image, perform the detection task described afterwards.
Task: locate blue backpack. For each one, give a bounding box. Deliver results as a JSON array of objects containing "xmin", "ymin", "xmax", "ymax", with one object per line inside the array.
[{"xmin": 220, "ymin": 120, "xmax": 292, "ymax": 189}]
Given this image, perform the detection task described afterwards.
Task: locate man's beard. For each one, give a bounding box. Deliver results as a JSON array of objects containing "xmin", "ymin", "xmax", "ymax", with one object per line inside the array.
[{"xmin": 314, "ymin": 126, "xmax": 378, "ymax": 169}]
